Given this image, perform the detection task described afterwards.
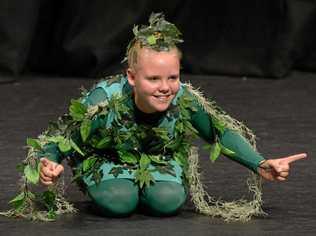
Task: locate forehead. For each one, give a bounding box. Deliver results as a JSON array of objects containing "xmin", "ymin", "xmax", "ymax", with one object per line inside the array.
[{"xmin": 136, "ymin": 47, "xmax": 180, "ymax": 73}]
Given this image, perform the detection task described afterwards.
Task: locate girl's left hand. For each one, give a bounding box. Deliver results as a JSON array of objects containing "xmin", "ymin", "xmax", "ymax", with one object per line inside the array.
[{"xmin": 258, "ymin": 153, "xmax": 307, "ymax": 181}]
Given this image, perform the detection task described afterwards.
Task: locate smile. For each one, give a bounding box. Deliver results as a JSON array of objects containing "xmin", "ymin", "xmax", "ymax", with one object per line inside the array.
[{"xmin": 153, "ymin": 95, "xmax": 172, "ymax": 102}]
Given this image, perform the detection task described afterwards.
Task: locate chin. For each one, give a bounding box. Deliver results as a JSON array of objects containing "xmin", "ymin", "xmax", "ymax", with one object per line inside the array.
[{"xmin": 151, "ymin": 104, "xmax": 170, "ymax": 112}]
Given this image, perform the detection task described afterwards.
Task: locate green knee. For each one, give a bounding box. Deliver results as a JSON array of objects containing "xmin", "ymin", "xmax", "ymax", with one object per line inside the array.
[
  {"xmin": 87, "ymin": 178, "xmax": 139, "ymax": 217},
  {"xmin": 140, "ymin": 181, "xmax": 187, "ymax": 216}
]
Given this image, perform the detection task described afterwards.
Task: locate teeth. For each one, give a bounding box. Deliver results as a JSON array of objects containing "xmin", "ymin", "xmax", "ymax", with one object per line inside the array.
[{"xmin": 154, "ymin": 95, "xmax": 170, "ymax": 101}]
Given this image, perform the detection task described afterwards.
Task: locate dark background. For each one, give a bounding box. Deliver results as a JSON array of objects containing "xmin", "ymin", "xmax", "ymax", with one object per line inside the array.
[
  {"xmin": 1, "ymin": 1, "xmax": 315, "ymax": 235},
  {"xmin": 1, "ymin": 0, "xmax": 316, "ymax": 80}
]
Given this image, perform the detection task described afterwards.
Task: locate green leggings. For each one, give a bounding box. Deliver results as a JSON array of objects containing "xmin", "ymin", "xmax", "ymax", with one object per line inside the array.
[{"xmin": 87, "ymin": 178, "xmax": 187, "ymax": 217}]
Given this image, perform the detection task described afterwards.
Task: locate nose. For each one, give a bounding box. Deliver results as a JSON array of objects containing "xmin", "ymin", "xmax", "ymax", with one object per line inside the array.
[{"xmin": 159, "ymin": 79, "xmax": 170, "ymax": 93}]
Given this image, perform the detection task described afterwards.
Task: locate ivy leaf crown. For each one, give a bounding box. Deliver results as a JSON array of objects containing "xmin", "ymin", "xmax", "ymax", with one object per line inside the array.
[{"xmin": 123, "ymin": 12, "xmax": 183, "ymax": 62}]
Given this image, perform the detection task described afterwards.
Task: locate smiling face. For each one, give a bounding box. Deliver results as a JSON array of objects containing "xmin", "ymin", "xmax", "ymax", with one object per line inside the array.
[{"xmin": 127, "ymin": 46, "xmax": 181, "ymax": 113}]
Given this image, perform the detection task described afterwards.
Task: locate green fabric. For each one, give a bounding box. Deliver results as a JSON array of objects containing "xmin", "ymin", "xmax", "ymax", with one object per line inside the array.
[
  {"xmin": 87, "ymin": 178, "xmax": 139, "ymax": 217},
  {"xmin": 189, "ymin": 101, "xmax": 264, "ymax": 173},
  {"xmin": 219, "ymin": 129, "xmax": 265, "ymax": 172},
  {"xmin": 87, "ymin": 179, "xmax": 186, "ymax": 217},
  {"xmin": 190, "ymin": 100, "xmax": 215, "ymax": 142},
  {"xmin": 140, "ymin": 181, "xmax": 187, "ymax": 216},
  {"xmin": 39, "ymin": 143, "xmax": 62, "ymax": 163},
  {"xmin": 83, "ymin": 160, "xmax": 184, "ymax": 187}
]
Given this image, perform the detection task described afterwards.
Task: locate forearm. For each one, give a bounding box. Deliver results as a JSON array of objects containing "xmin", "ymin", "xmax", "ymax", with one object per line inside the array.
[{"xmin": 219, "ymin": 129, "xmax": 265, "ymax": 173}]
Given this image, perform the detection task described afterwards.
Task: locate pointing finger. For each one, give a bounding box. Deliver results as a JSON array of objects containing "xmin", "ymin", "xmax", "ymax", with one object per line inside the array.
[{"xmin": 281, "ymin": 153, "xmax": 307, "ymax": 164}]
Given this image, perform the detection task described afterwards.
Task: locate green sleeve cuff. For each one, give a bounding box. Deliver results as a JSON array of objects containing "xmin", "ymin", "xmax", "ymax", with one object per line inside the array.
[
  {"xmin": 38, "ymin": 143, "xmax": 63, "ymax": 164},
  {"xmin": 220, "ymin": 129, "xmax": 265, "ymax": 173}
]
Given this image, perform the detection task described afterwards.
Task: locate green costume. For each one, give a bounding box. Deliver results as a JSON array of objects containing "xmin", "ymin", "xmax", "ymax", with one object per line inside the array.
[
  {"xmin": 1, "ymin": 13, "xmax": 266, "ymax": 222},
  {"xmin": 38, "ymin": 74, "xmax": 264, "ymax": 217}
]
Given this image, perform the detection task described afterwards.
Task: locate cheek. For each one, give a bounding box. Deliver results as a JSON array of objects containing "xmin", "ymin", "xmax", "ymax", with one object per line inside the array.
[
  {"xmin": 171, "ymin": 82, "xmax": 180, "ymax": 94},
  {"xmin": 137, "ymin": 81, "xmax": 156, "ymax": 95}
]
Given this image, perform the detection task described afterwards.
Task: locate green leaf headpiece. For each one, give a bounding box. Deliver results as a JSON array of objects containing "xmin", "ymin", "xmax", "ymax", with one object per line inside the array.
[{"xmin": 123, "ymin": 12, "xmax": 183, "ymax": 63}]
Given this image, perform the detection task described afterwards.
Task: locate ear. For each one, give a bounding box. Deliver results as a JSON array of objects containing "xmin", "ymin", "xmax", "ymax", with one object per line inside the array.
[{"xmin": 127, "ymin": 68, "xmax": 136, "ymax": 87}]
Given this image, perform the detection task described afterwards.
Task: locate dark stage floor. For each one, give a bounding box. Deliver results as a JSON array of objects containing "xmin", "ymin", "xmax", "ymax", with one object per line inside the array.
[{"xmin": 0, "ymin": 71, "xmax": 315, "ymax": 235}]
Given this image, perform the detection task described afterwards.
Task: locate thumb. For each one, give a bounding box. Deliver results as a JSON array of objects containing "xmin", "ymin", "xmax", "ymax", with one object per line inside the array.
[
  {"xmin": 40, "ymin": 157, "xmax": 50, "ymax": 167},
  {"xmin": 53, "ymin": 164, "xmax": 64, "ymax": 177}
]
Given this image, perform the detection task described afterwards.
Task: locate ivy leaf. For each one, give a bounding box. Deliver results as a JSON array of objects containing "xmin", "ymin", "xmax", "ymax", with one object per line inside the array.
[
  {"xmin": 24, "ymin": 163, "xmax": 40, "ymax": 184},
  {"xmin": 9, "ymin": 192, "xmax": 26, "ymax": 209},
  {"xmin": 69, "ymin": 99, "xmax": 86, "ymax": 121},
  {"xmin": 140, "ymin": 154, "xmax": 151, "ymax": 169},
  {"xmin": 147, "ymin": 35, "xmax": 156, "ymax": 45},
  {"xmin": 80, "ymin": 119, "xmax": 92, "ymax": 142},
  {"xmin": 70, "ymin": 138, "xmax": 85, "ymax": 156},
  {"xmin": 173, "ymin": 152, "xmax": 187, "ymax": 167},
  {"xmin": 148, "ymin": 154, "xmax": 168, "ymax": 164},
  {"xmin": 118, "ymin": 151, "xmax": 138, "ymax": 164},
  {"xmin": 26, "ymin": 138, "xmax": 42, "ymax": 150},
  {"xmin": 47, "ymin": 135, "xmax": 64, "ymax": 143},
  {"xmin": 209, "ymin": 142, "xmax": 221, "ymax": 162},
  {"xmin": 134, "ymin": 168, "xmax": 154, "ymax": 188},
  {"xmin": 58, "ymin": 138, "xmax": 72, "ymax": 153},
  {"xmin": 212, "ymin": 117, "xmax": 226, "ymax": 135},
  {"xmin": 82, "ymin": 157, "xmax": 97, "ymax": 172},
  {"xmin": 95, "ymin": 136, "xmax": 111, "ymax": 149},
  {"xmin": 220, "ymin": 144, "xmax": 236, "ymax": 157}
]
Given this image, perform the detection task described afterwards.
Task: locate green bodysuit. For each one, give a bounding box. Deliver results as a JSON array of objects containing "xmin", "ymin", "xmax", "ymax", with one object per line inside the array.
[{"xmin": 38, "ymin": 74, "xmax": 265, "ymax": 217}]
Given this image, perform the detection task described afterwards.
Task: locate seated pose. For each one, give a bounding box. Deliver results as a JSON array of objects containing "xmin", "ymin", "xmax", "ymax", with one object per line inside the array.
[{"xmin": 2, "ymin": 13, "xmax": 306, "ymax": 222}]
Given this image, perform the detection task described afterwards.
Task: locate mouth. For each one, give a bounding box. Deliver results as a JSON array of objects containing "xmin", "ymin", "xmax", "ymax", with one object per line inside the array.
[{"xmin": 153, "ymin": 94, "xmax": 172, "ymax": 102}]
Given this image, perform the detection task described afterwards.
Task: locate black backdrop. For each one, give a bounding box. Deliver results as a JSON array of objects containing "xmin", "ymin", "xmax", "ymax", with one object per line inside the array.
[{"xmin": 1, "ymin": 0, "xmax": 316, "ymax": 79}]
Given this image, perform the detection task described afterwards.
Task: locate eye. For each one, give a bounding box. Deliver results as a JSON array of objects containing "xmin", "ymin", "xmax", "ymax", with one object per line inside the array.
[
  {"xmin": 147, "ymin": 76, "xmax": 159, "ymax": 81},
  {"xmin": 169, "ymin": 75, "xmax": 179, "ymax": 80}
]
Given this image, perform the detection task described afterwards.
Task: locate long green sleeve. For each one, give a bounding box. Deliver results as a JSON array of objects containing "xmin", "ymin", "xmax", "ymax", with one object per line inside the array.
[{"xmin": 189, "ymin": 100, "xmax": 265, "ymax": 173}]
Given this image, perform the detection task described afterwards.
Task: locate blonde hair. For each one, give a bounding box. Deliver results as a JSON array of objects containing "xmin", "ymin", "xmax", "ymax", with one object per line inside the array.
[{"xmin": 127, "ymin": 40, "xmax": 182, "ymax": 71}]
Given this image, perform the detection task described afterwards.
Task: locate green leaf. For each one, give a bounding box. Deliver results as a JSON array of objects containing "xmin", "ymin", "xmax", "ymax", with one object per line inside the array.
[
  {"xmin": 220, "ymin": 144, "xmax": 236, "ymax": 157},
  {"xmin": 80, "ymin": 119, "xmax": 92, "ymax": 142},
  {"xmin": 95, "ymin": 136, "xmax": 111, "ymax": 149},
  {"xmin": 118, "ymin": 151, "xmax": 138, "ymax": 164},
  {"xmin": 26, "ymin": 138, "xmax": 42, "ymax": 150},
  {"xmin": 58, "ymin": 138, "xmax": 72, "ymax": 153},
  {"xmin": 212, "ymin": 117, "xmax": 226, "ymax": 135},
  {"xmin": 209, "ymin": 142, "xmax": 221, "ymax": 162},
  {"xmin": 82, "ymin": 157, "xmax": 97, "ymax": 172},
  {"xmin": 140, "ymin": 154, "xmax": 151, "ymax": 169},
  {"xmin": 173, "ymin": 152, "xmax": 187, "ymax": 167},
  {"xmin": 24, "ymin": 164, "xmax": 40, "ymax": 184},
  {"xmin": 147, "ymin": 35, "xmax": 156, "ymax": 45},
  {"xmin": 47, "ymin": 135, "xmax": 64, "ymax": 143},
  {"xmin": 70, "ymin": 138, "xmax": 85, "ymax": 156},
  {"xmin": 148, "ymin": 154, "xmax": 168, "ymax": 164},
  {"xmin": 69, "ymin": 99, "xmax": 86, "ymax": 121},
  {"xmin": 134, "ymin": 168, "xmax": 154, "ymax": 188},
  {"xmin": 9, "ymin": 192, "xmax": 25, "ymax": 206}
]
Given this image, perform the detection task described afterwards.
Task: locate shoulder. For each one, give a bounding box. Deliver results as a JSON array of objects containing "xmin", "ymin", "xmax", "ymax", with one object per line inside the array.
[
  {"xmin": 95, "ymin": 74, "xmax": 128, "ymax": 98},
  {"xmin": 85, "ymin": 74, "xmax": 129, "ymax": 105}
]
